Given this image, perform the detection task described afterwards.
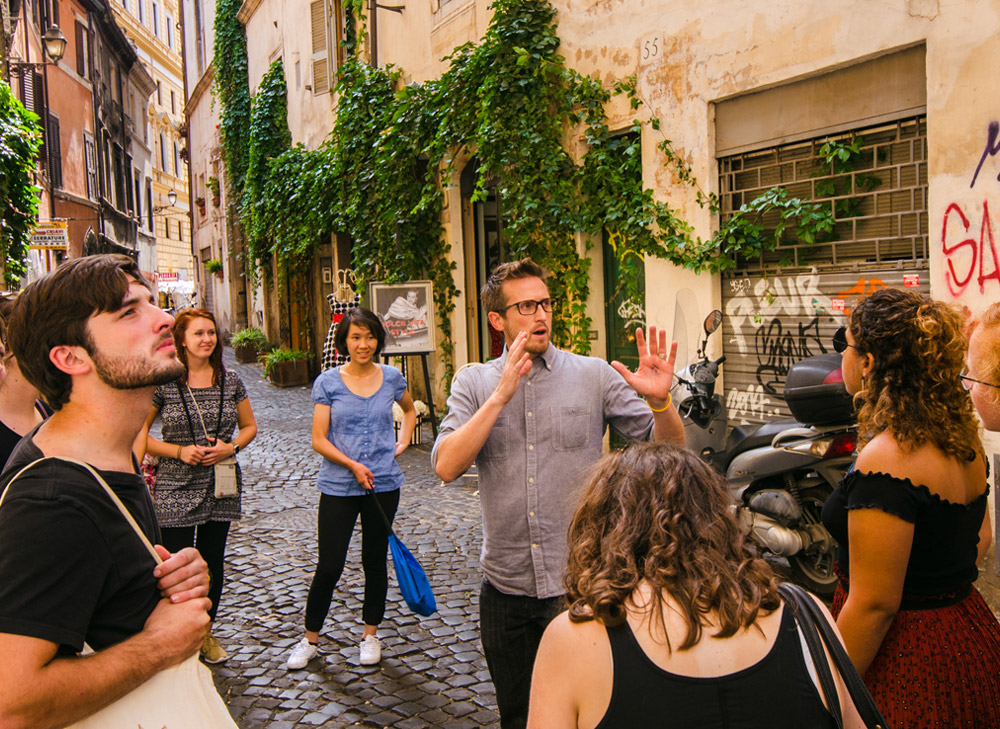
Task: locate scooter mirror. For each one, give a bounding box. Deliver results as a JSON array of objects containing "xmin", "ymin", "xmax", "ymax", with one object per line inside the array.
[{"xmin": 703, "ymin": 310, "xmax": 723, "ymax": 336}]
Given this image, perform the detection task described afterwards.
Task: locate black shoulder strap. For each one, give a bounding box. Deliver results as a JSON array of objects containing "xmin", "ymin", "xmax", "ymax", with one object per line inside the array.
[
  {"xmin": 176, "ymin": 381, "xmax": 199, "ymax": 444},
  {"xmin": 779, "ymin": 583, "xmax": 842, "ymax": 728},
  {"xmin": 779, "ymin": 582, "xmax": 890, "ymax": 729},
  {"xmin": 214, "ymin": 369, "xmax": 226, "ymax": 439}
]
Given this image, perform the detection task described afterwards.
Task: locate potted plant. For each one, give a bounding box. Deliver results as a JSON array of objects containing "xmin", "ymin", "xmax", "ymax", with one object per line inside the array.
[
  {"xmin": 195, "ymin": 196, "xmax": 206, "ymax": 215},
  {"xmin": 230, "ymin": 327, "xmax": 268, "ymax": 364},
  {"xmin": 261, "ymin": 348, "xmax": 311, "ymax": 387},
  {"xmin": 208, "ymin": 176, "xmax": 221, "ymax": 207},
  {"xmin": 205, "ymin": 258, "xmax": 224, "ymax": 279}
]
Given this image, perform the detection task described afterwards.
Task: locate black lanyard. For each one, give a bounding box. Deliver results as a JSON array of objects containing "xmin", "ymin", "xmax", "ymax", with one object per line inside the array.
[{"xmin": 176, "ymin": 372, "xmax": 226, "ymax": 445}]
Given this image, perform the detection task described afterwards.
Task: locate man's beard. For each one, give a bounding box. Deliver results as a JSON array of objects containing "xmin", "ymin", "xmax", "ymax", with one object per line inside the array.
[
  {"xmin": 524, "ymin": 335, "xmax": 549, "ymax": 355},
  {"xmin": 90, "ymin": 347, "xmax": 185, "ymax": 390}
]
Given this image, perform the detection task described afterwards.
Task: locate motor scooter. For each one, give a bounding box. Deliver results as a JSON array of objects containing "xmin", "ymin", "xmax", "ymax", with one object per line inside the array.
[{"xmin": 673, "ymin": 310, "xmax": 856, "ymax": 597}]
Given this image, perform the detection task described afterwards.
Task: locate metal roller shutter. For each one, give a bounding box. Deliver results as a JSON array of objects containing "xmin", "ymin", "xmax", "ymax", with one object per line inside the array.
[{"xmin": 719, "ymin": 117, "xmax": 929, "ymax": 428}]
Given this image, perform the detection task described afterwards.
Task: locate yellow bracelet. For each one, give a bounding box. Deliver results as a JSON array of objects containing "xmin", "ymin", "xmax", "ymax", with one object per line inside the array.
[{"xmin": 647, "ymin": 394, "xmax": 672, "ymax": 412}]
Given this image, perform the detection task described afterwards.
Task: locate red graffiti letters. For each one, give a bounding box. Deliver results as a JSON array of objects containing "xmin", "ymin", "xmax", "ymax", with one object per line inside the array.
[{"xmin": 941, "ymin": 200, "xmax": 1000, "ymax": 297}]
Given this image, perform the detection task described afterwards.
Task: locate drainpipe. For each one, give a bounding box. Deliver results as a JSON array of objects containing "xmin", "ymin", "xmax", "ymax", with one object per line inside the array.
[{"xmin": 89, "ymin": 12, "xmax": 107, "ymax": 253}]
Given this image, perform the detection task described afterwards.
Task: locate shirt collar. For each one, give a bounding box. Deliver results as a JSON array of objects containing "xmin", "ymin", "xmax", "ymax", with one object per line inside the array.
[
  {"xmin": 536, "ymin": 343, "xmax": 557, "ymax": 370},
  {"xmin": 499, "ymin": 342, "xmax": 558, "ymax": 371}
]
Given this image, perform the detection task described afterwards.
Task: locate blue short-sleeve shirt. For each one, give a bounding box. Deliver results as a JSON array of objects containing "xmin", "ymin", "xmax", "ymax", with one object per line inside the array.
[{"xmin": 312, "ymin": 364, "xmax": 407, "ymax": 496}]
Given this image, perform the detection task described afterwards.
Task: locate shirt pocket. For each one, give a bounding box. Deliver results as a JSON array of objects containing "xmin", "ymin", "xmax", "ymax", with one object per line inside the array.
[
  {"xmin": 480, "ymin": 415, "xmax": 509, "ymax": 461},
  {"xmin": 554, "ymin": 406, "xmax": 590, "ymax": 451},
  {"xmin": 330, "ymin": 406, "xmax": 368, "ymax": 434}
]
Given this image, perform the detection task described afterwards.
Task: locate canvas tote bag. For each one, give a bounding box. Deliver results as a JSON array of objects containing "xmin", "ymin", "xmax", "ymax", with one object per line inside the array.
[{"xmin": 0, "ymin": 457, "xmax": 238, "ymax": 729}]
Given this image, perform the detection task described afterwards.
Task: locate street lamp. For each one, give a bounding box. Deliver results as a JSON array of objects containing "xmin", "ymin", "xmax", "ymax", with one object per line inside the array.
[
  {"xmin": 153, "ymin": 189, "xmax": 178, "ymax": 213},
  {"xmin": 8, "ymin": 24, "xmax": 67, "ymax": 74},
  {"xmin": 41, "ymin": 26, "xmax": 68, "ymax": 64}
]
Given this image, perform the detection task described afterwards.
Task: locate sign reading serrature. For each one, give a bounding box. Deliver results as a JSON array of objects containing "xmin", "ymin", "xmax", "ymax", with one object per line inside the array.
[{"xmin": 30, "ymin": 222, "xmax": 69, "ymax": 250}]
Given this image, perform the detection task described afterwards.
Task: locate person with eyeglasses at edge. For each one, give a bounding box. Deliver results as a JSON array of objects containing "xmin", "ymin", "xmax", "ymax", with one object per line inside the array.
[
  {"xmin": 965, "ymin": 301, "xmax": 1000, "ymax": 432},
  {"xmin": 432, "ymin": 258, "xmax": 685, "ymax": 729}
]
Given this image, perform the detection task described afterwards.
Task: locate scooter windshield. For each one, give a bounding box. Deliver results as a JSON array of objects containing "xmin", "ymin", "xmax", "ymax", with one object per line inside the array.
[{"xmin": 672, "ymin": 288, "xmax": 701, "ymax": 378}]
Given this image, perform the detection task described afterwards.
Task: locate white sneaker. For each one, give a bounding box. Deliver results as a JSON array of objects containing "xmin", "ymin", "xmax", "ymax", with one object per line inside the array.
[
  {"xmin": 359, "ymin": 635, "xmax": 381, "ymax": 665},
  {"xmin": 286, "ymin": 637, "xmax": 318, "ymax": 670}
]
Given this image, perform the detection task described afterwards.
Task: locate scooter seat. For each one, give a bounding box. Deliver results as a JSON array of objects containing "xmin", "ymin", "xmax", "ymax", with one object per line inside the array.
[{"xmin": 724, "ymin": 419, "xmax": 802, "ymax": 466}]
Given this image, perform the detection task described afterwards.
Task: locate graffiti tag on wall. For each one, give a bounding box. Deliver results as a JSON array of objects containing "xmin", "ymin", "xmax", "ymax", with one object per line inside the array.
[
  {"xmin": 753, "ymin": 317, "xmax": 827, "ymax": 394},
  {"xmin": 940, "ymin": 122, "xmax": 1000, "ymax": 299},
  {"xmin": 727, "ymin": 383, "xmax": 781, "ymax": 423},
  {"xmin": 726, "ymin": 274, "xmax": 831, "ymax": 355},
  {"xmin": 941, "ymin": 200, "xmax": 1000, "ymax": 297},
  {"xmin": 834, "ymin": 278, "xmax": 886, "ymax": 316},
  {"xmin": 970, "ymin": 121, "xmax": 1000, "ymax": 189}
]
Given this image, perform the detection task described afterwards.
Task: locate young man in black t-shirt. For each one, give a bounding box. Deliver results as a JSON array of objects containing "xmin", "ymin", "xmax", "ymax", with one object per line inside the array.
[{"xmin": 0, "ymin": 255, "xmax": 212, "ymax": 729}]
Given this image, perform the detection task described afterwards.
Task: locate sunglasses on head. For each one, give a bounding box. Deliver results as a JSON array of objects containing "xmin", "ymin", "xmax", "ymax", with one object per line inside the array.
[{"xmin": 832, "ymin": 326, "xmax": 856, "ymax": 354}]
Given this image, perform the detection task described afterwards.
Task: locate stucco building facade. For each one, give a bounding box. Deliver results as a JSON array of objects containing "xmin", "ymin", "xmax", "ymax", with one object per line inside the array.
[
  {"xmin": 109, "ymin": 0, "xmax": 194, "ymax": 295},
  {"xmin": 198, "ymin": 0, "xmax": 1000, "ymax": 592}
]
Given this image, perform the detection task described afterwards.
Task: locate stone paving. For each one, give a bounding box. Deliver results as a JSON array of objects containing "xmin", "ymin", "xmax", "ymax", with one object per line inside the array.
[{"xmin": 202, "ymin": 350, "xmax": 499, "ymax": 728}]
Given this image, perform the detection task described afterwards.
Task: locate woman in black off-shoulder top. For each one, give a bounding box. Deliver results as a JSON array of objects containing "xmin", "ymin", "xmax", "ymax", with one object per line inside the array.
[{"xmin": 821, "ymin": 288, "xmax": 1000, "ymax": 729}]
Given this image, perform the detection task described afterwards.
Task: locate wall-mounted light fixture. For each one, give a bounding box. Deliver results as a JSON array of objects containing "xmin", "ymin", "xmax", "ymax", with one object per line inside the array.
[
  {"xmin": 152, "ymin": 189, "xmax": 178, "ymax": 213},
  {"xmin": 8, "ymin": 25, "xmax": 68, "ymax": 74}
]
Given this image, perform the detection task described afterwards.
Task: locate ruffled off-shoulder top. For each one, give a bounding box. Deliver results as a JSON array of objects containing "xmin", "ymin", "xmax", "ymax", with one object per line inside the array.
[{"xmin": 821, "ymin": 469, "xmax": 988, "ymax": 600}]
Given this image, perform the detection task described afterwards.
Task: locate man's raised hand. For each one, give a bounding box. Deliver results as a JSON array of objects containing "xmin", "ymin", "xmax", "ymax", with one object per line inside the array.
[
  {"xmin": 493, "ymin": 331, "xmax": 532, "ymax": 405},
  {"xmin": 610, "ymin": 326, "xmax": 677, "ymax": 408}
]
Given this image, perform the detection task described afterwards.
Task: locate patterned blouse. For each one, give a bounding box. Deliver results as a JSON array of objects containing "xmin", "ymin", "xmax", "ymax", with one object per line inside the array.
[{"xmin": 150, "ymin": 370, "xmax": 248, "ymax": 528}]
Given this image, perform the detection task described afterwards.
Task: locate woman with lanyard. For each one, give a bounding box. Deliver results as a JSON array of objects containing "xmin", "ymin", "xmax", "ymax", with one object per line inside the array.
[{"xmin": 136, "ymin": 308, "xmax": 258, "ymax": 664}]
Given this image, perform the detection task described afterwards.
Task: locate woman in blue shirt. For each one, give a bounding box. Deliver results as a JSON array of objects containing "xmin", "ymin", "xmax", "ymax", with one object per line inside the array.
[{"xmin": 287, "ymin": 308, "xmax": 416, "ymax": 670}]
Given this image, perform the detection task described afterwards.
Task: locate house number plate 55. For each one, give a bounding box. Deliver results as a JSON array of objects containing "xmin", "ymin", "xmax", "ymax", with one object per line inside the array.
[{"xmin": 639, "ymin": 33, "xmax": 661, "ymax": 66}]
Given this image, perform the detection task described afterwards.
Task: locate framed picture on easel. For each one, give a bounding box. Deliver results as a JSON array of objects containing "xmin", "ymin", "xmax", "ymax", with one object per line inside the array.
[{"xmin": 369, "ymin": 281, "xmax": 435, "ymax": 355}]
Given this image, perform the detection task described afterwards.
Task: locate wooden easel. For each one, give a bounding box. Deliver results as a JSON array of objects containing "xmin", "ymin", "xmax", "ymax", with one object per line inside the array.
[{"xmin": 383, "ymin": 352, "xmax": 438, "ymax": 440}]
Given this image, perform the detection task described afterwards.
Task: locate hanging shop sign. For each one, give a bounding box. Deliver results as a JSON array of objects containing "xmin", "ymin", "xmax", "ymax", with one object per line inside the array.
[{"xmin": 30, "ymin": 222, "xmax": 69, "ymax": 250}]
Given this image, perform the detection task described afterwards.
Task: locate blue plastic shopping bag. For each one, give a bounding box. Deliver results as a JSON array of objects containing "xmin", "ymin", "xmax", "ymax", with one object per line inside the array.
[
  {"xmin": 370, "ymin": 491, "xmax": 437, "ymax": 617},
  {"xmin": 388, "ymin": 534, "xmax": 437, "ymax": 617}
]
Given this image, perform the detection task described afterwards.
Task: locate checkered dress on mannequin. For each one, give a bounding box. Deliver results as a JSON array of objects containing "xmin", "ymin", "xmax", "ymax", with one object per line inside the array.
[{"xmin": 321, "ymin": 292, "xmax": 361, "ymax": 371}]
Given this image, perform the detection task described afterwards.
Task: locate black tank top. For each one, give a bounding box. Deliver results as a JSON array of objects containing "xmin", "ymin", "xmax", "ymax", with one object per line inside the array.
[
  {"xmin": 594, "ymin": 606, "xmax": 837, "ymax": 729},
  {"xmin": 0, "ymin": 400, "xmax": 53, "ymax": 472}
]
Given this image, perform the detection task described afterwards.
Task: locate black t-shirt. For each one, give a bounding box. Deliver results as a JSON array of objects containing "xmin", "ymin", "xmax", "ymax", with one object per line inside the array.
[{"xmin": 0, "ymin": 433, "xmax": 161, "ymax": 653}]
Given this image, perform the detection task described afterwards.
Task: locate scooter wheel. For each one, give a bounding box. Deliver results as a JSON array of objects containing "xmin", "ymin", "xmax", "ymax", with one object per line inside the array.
[{"xmin": 788, "ymin": 485, "xmax": 838, "ymax": 599}]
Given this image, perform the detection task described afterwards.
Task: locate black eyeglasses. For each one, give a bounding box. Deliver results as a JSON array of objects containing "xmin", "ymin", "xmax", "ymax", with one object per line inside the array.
[
  {"xmin": 960, "ymin": 367, "xmax": 1000, "ymax": 390},
  {"xmin": 498, "ymin": 298, "xmax": 554, "ymax": 316},
  {"xmin": 832, "ymin": 327, "xmax": 857, "ymax": 354}
]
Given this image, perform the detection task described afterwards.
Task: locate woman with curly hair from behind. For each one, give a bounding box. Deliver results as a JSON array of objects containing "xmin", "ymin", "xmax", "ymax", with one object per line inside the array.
[
  {"xmin": 527, "ymin": 443, "xmax": 862, "ymax": 729},
  {"xmin": 821, "ymin": 287, "xmax": 1000, "ymax": 728}
]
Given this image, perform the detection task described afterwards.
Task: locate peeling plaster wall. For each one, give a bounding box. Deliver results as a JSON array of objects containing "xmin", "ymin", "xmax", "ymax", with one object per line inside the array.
[
  {"xmin": 376, "ymin": 0, "xmax": 1000, "ymax": 599},
  {"xmin": 243, "ymin": 0, "xmax": 335, "ymax": 149}
]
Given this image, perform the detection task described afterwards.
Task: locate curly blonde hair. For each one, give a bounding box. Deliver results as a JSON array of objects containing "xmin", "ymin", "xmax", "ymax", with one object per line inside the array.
[
  {"xmin": 850, "ymin": 288, "xmax": 982, "ymax": 460},
  {"xmin": 564, "ymin": 443, "xmax": 780, "ymax": 652}
]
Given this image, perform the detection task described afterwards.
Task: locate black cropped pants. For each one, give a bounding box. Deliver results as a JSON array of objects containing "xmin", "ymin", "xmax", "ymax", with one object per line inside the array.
[{"xmin": 304, "ymin": 489, "xmax": 400, "ymax": 632}]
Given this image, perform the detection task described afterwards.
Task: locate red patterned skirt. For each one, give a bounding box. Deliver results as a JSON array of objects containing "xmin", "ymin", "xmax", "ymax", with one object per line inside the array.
[{"xmin": 832, "ymin": 580, "xmax": 1000, "ymax": 729}]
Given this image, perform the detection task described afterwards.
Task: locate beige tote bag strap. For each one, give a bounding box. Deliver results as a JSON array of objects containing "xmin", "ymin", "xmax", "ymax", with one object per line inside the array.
[
  {"xmin": 0, "ymin": 457, "xmax": 50, "ymax": 509},
  {"xmin": 0, "ymin": 456, "xmax": 162, "ymax": 564}
]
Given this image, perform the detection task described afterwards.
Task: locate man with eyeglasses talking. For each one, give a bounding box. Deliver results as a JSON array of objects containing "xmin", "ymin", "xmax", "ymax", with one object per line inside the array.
[{"xmin": 432, "ymin": 258, "xmax": 685, "ymax": 729}]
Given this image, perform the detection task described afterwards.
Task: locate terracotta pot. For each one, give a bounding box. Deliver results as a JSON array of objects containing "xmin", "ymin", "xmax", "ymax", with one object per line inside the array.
[{"xmin": 268, "ymin": 359, "xmax": 309, "ymax": 388}]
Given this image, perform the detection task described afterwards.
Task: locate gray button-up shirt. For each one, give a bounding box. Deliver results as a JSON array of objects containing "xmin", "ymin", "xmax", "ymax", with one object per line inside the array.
[{"xmin": 431, "ymin": 344, "xmax": 655, "ymax": 599}]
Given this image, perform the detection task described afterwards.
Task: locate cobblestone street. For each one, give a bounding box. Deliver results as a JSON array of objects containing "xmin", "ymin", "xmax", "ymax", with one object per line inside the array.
[{"xmin": 201, "ymin": 351, "xmax": 498, "ymax": 728}]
